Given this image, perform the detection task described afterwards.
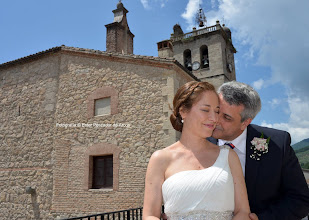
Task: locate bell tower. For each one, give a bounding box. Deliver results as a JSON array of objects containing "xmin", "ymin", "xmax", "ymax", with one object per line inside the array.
[
  {"xmin": 157, "ymin": 6, "xmax": 236, "ymax": 88},
  {"xmin": 105, "ymin": 1, "xmax": 134, "ymax": 54}
]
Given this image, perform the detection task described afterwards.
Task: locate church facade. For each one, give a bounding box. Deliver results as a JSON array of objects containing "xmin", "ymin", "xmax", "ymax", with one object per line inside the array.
[{"xmin": 0, "ymin": 2, "xmax": 235, "ymax": 219}]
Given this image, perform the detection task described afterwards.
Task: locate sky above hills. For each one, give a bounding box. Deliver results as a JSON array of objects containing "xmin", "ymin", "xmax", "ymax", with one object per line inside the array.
[{"xmin": 1, "ymin": 0, "xmax": 308, "ymax": 144}]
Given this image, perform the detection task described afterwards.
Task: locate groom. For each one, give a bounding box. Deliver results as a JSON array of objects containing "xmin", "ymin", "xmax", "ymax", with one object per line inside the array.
[{"xmin": 209, "ymin": 81, "xmax": 309, "ymax": 220}]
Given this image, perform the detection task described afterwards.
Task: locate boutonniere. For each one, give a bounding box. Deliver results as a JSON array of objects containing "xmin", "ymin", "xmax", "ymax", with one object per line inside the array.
[{"xmin": 250, "ymin": 133, "xmax": 270, "ymax": 161}]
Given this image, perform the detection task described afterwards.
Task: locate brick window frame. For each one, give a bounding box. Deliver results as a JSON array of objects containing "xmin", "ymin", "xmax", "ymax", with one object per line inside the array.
[
  {"xmin": 87, "ymin": 86, "xmax": 119, "ymax": 119},
  {"xmin": 84, "ymin": 143, "xmax": 120, "ymax": 191}
]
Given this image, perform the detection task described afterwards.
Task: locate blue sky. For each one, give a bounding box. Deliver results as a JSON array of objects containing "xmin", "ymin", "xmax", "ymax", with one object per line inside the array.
[{"xmin": 1, "ymin": 0, "xmax": 309, "ymax": 144}]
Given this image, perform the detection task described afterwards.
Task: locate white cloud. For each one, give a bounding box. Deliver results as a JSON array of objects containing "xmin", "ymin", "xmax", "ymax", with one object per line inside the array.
[
  {"xmin": 201, "ymin": 0, "xmax": 309, "ymax": 144},
  {"xmin": 252, "ymin": 78, "xmax": 274, "ymax": 91},
  {"xmin": 158, "ymin": 0, "xmax": 168, "ymax": 8},
  {"xmin": 252, "ymin": 79, "xmax": 264, "ymax": 90},
  {"xmin": 140, "ymin": 0, "xmax": 168, "ymax": 9},
  {"xmin": 210, "ymin": 0, "xmax": 216, "ymax": 8},
  {"xmin": 287, "ymin": 95, "xmax": 309, "ymax": 128},
  {"xmin": 213, "ymin": 0, "xmax": 309, "ymax": 99},
  {"xmin": 261, "ymin": 95, "xmax": 309, "ymax": 144},
  {"xmin": 181, "ymin": 0, "xmax": 202, "ymax": 30},
  {"xmin": 268, "ymin": 98, "xmax": 281, "ymax": 109},
  {"xmin": 261, "ymin": 121, "xmax": 309, "ymax": 145},
  {"xmin": 141, "ymin": 0, "xmax": 150, "ymax": 9}
]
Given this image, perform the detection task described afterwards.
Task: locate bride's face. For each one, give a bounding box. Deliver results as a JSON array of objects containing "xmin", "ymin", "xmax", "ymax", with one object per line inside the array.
[{"xmin": 180, "ymin": 91, "xmax": 219, "ymax": 138}]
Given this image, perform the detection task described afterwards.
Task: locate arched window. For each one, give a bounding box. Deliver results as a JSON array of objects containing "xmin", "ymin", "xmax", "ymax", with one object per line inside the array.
[
  {"xmin": 200, "ymin": 45, "xmax": 209, "ymax": 69},
  {"xmin": 183, "ymin": 49, "xmax": 192, "ymax": 71}
]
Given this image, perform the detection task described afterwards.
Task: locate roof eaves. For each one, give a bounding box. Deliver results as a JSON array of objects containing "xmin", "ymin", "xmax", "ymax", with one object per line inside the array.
[
  {"xmin": 0, "ymin": 46, "xmax": 63, "ymax": 70},
  {"xmin": 0, "ymin": 45, "xmax": 198, "ymax": 82}
]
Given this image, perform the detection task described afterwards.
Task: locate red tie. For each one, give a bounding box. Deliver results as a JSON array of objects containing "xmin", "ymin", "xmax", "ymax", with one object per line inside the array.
[{"xmin": 225, "ymin": 142, "xmax": 235, "ymax": 149}]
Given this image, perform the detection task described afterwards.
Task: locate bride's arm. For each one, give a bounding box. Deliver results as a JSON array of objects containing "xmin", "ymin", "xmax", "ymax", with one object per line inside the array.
[
  {"xmin": 228, "ymin": 149, "xmax": 251, "ymax": 220},
  {"xmin": 143, "ymin": 150, "xmax": 169, "ymax": 220}
]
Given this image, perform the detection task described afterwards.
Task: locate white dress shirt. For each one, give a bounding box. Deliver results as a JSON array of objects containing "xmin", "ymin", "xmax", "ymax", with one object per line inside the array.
[{"xmin": 218, "ymin": 128, "xmax": 247, "ymax": 176}]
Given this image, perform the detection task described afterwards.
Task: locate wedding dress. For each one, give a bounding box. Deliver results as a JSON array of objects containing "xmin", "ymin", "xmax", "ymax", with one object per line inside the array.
[{"xmin": 162, "ymin": 146, "xmax": 234, "ymax": 220}]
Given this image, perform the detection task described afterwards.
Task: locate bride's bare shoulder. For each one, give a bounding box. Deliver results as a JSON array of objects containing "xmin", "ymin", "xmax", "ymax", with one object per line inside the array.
[{"xmin": 149, "ymin": 142, "xmax": 181, "ymax": 166}]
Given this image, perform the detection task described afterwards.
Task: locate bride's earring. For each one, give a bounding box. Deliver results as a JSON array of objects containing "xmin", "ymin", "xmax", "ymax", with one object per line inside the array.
[{"xmin": 181, "ymin": 119, "xmax": 184, "ymax": 123}]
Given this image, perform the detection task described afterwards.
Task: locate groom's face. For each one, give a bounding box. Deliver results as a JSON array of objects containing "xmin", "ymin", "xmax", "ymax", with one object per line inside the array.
[{"xmin": 212, "ymin": 94, "xmax": 249, "ymax": 141}]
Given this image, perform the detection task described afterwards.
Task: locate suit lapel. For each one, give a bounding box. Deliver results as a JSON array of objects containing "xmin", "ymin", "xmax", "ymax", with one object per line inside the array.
[{"xmin": 245, "ymin": 125, "xmax": 261, "ymax": 206}]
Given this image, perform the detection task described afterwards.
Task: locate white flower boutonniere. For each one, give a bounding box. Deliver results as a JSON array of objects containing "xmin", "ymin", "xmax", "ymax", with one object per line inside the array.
[{"xmin": 250, "ymin": 133, "xmax": 270, "ymax": 161}]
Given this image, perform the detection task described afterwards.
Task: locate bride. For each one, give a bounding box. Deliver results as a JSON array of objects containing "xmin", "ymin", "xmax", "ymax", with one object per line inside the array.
[{"xmin": 143, "ymin": 81, "xmax": 251, "ymax": 220}]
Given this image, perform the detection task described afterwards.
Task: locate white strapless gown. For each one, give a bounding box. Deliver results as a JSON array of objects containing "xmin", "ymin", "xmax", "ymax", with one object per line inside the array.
[{"xmin": 162, "ymin": 146, "xmax": 234, "ymax": 220}]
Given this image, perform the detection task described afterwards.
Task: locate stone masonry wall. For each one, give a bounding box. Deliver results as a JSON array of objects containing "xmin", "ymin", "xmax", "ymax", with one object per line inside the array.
[
  {"xmin": 0, "ymin": 50, "xmax": 194, "ymax": 219},
  {"xmin": 51, "ymin": 52, "xmax": 193, "ymax": 218},
  {"xmin": 0, "ymin": 55, "xmax": 60, "ymax": 219}
]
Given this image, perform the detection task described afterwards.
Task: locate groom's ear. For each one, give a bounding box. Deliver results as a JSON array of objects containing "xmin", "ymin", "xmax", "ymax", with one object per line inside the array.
[{"xmin": 240, "ymin": 118, "xmax": 252, "ymax": 131}]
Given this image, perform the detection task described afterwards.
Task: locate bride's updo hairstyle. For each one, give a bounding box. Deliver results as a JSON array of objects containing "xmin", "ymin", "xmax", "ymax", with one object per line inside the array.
[{"xmin": 170, "ymin": 81, "xmax": 216, "ymax": 132}]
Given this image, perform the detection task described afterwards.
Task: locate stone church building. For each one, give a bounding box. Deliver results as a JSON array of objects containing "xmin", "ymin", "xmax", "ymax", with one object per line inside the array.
[{"xmin": 0, "ymin": 2, "xmax": 236, "ymax": 219}]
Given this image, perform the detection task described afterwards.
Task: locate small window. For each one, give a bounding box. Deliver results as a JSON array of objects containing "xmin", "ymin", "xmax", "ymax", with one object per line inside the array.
[
  {"xmin": 92, "ymin": 155, "xmax": 113, "ymax": 189},
  {"xmin": 95, "ymin": 97, "xmax": 111, "ymax": 116},
  {"xmin": 87, "ymin": 86, "xmax": 119, "ymax": 119}
]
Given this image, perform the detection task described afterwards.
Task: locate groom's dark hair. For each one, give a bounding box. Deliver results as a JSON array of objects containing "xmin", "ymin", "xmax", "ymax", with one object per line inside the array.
[{"xmin": 218, "ymin": 81, "xmax": 261, "ymax": 122}]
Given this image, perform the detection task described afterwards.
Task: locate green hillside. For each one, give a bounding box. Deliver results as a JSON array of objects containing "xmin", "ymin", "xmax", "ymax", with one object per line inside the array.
[
  {"xmin": 295, "ymin": 145, "xmax": 309, "ymax": 169},
  {"xmin": 292, "ymin": 138, "xmax": 309, "ymax": 150}
]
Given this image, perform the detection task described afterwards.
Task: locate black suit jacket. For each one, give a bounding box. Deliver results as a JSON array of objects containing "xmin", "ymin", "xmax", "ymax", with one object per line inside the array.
[{"xmin": 209, "ymin": 124, "xmax": 309, "ymax": 220}]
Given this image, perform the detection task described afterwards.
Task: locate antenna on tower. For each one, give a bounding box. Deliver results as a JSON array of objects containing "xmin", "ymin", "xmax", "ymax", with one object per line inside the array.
[{"xmin": 195, "ymin": 4, "xmax": 207, "ymax": 28}]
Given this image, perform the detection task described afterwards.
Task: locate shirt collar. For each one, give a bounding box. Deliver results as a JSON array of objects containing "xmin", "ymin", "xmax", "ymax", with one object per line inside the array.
[{"xmin": 218, "ymin": 127, "xmax": 247, "ymax": 154}]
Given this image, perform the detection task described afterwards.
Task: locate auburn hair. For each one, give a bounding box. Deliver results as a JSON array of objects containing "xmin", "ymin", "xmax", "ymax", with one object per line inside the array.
[{"xmin": 170, "ymin": 81, "xmax": 216, "ymax": 132}]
